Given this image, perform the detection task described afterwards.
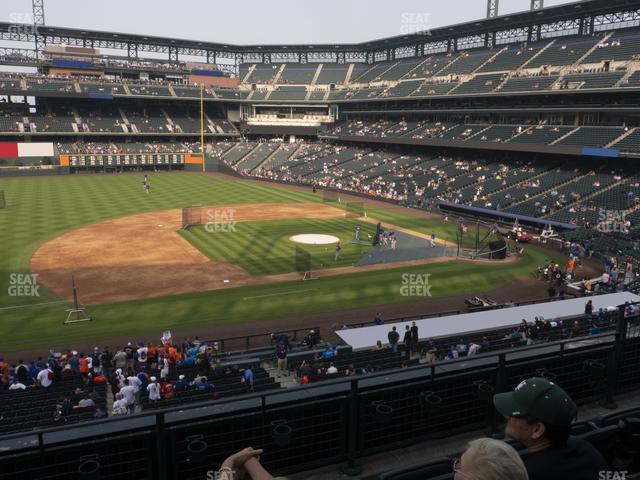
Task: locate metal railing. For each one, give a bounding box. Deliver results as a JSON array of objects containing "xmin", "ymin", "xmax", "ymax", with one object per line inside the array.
[{"xmin": 204, "ymin": 326, "xmax": 320, "ymax": 354}]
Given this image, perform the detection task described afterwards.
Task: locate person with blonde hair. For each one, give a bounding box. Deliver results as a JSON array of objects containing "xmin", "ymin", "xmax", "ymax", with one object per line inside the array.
[{"xmin": 453, "ymin": 438, "xmax": 528, "ymax": 480}]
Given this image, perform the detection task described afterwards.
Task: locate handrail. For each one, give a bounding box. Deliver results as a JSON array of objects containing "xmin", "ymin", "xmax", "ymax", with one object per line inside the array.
[{"xmin": 203, "ymin": 326, "xmax": 320, "ymax": 354}]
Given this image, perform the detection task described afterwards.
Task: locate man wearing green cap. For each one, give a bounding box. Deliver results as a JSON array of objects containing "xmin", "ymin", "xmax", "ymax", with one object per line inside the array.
[{"xmin": 493, "ymin": 377, "xmax": 609, "ymax": 480}]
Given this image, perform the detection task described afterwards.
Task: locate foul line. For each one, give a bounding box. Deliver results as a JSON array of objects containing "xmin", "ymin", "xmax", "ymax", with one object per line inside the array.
[
  {"xmin": 243, "ymin": 289, "xmax": 318, "ymax": 301},
  {"xmin": 0, "ymin": 300, "xmax": 68, "ymax": 311}
]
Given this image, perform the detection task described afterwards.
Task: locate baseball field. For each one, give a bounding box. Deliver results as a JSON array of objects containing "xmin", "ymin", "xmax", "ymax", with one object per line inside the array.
[{"xmin": 0, "ymin": 172, "xmax": 563, "ymax": 353}]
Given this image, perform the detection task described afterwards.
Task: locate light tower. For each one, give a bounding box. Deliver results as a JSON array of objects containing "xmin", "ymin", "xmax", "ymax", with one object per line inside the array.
[
  {"xmin": 32, "ymin": 0, "xmax": 46, "ymax": 58},
  {"xmin": 487, "ymin": 0, "xmax": 499, "ymax": 18}
]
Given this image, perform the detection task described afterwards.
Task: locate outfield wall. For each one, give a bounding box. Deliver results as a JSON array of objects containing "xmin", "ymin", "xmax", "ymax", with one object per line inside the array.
[{"xmin": 0, "ymin": 142, "xmax": 55, "ymax": 158}]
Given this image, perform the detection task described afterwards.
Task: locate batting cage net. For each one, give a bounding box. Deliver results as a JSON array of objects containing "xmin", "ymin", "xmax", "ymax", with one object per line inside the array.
[
  {"xmin": 181, "ymin": 205, "xmax": 202, "ymax": 230},
  {"xmin": 455, "ymin": 218, "xmax": 506, "ymax": 259},
  {"xmin": 322, "ymin": 189, "xmax": 339, "ymax": 204},
  {"xmin": 295, "ymin": 246, "xmax": 312, "ymax": 274},
  {"xmin": 0, "ymin": 191, "xmax": 5, "ymax": 209},
  {"xmin": 346, "ymin": 202, "xmax": 364, "ymax": 218}
]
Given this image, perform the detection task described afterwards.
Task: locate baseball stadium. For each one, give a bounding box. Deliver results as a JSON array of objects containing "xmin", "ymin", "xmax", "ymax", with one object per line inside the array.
[{"xmin": 1, "ymin": 1, "xmax": 640, "ymax": 479}]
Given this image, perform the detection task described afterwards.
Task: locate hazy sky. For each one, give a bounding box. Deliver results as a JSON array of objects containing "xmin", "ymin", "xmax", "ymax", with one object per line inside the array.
[{"xmin": 1, "ymin": 0, "xmax": 578, "ymax": 45}]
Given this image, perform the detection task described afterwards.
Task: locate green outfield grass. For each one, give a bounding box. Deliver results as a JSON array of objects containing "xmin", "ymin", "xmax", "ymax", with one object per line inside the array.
[
  {"xmin": 180, "ymin": 218, "xmax": 377, "ymax": 275},
  {"xmin": 0, "ymin": 173, "xmax": 564, "ymax": 352},
  {"xmin": 0, "ymin": 173, "xmax": 318, "ymax": 309}
]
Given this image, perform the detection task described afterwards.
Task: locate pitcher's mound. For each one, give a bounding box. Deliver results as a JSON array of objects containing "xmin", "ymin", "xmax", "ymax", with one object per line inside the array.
[{"xmin": 290, "ymin": 234, "xmax": 340, "ymax": 245}]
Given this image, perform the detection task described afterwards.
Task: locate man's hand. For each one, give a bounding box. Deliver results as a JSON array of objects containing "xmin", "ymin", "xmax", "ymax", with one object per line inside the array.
[{"xmin": 221, "ymin": 447, "xmax": 263, "ymax": 472}]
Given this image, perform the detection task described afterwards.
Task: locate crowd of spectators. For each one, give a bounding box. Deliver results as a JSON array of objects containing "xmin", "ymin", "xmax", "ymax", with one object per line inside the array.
[
  {"xmin": 56, "ymin": 141, "xmax": 202, "ymax": 155},
  {"xmin": 0, "ymin": 335, "xmax": 260, "ymax": 420},
  {"xmin": 0, "ymin": 350, "xmax": 109, "ymax": 423}
]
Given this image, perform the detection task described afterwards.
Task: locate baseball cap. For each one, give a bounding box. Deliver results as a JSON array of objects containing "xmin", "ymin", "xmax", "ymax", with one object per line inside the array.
[{"xmin": 493, "ymin": 377, "xmax": 577, "ymax": 426}]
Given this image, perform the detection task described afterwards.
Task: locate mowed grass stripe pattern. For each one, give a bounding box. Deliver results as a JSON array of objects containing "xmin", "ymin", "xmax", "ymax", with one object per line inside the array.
[
  {"xmin": 0, "ymin": 244, "xmax": 563, "ymax": 352},
  {"xmin": 0, "ymin": 173, "xmax": 318, "ymax": 308},
  {"xmin": 181, "ymin": 219, "xmax": 377, "ymax": 275}
]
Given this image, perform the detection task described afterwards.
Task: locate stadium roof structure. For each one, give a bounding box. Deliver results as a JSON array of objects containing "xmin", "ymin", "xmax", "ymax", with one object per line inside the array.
[{"xmin": 0, "ymin": 0, "xmax": 639, "ymax": 74}]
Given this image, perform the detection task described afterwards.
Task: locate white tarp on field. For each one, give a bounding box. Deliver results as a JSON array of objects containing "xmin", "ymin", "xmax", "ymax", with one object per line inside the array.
[{"xmin": 336, "ymin": 292, "xmax": 640, "ymax": 350}]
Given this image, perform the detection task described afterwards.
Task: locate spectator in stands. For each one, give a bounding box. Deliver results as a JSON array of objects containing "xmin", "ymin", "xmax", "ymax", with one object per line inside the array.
[
  {"xmin": 410, "ymin": 322, "xmax": 419, "ymax": 353},
  {"xmin": 454, "ymin": 438, "xmax": 528, "ymax": 480},
  {"xmin": 242, "ymin": 366, "xmax": 254, "ymax": 392},
  {"xmin": 271, "ymin": 332, "xmax": 290, "ymax": 350},
  {"xmin": 493, "ymin": 377, "xmax": 609, "ymax": 480},
  {"xmin": 569, "ymin": 320, "xmax": 581, "ymax": 338},
  {"xmin": 590, "ymin": 322, "xmax": 602, "ymax": 335},
  {"xmin": 137, "ymin": 370, "xmax": 150, "ymax": 391},
  {"xmin": 585, "ymin": 300, "xmax": 593, "ymax": 320},
  {"xmin": 518, "ymin": 320, "xmax": 530, "ymax": 339},
  {"xmin": 75, "ymin": 393, "xmax": 95, "ymax": 410},
  {"xmin": 175, "ymin": 374, "xmax": 188, "ymax": 392},
  {"xmin": 403, "ymin": 325, "xmax": 412, "ymax": 358},
  {"xmin": 127, "ymin": 372, "xmax": 143, "ymax": 404},
  {"xmin": 78, "ymin": 353, "xmax": 90, "ymax": 376},
  {"xmin": 447, "ymin": 345, "xmax": 460, "ymax": 360},
  {"xmin": 9, "ymin": 378, "xmax": 26, "ymax": 391},
  {"xmin": 468, "ymin": 342, "xmax": 480, "ymax": 356},
  {"xmin": 147, "ymin": 376, "xmax": 161, "ymax": 402},
  {"xmin": 35, "ymin": 363, "xmax": 53, "ymax": 388},
  {"xmin": 158, "ymin": 349, "xmax": 170, "ymax": 380},
  {"xmin": 137, "ymin": 343, "xmax": 148, "ymax": 371},
  {"xmin": 327, "ymin": 363, "xmax": 338, "ymax": 375},
  {"xmin": 302, "ymin": 330, "xmax": 318, "ymax": 349},
  {"xmin": 124, "ymin": 342, "xmax": 135, "ymax": 371},
  {"xmin": 388, "ymin": 326, "xmax": 400, "ymax": 353},
  {"xmin": 54, "ymin": 396, "xmax": 71, "ymax": 422},
  {"xmin": 423, "ymin": 338, "xmax": 438, "ymax": 364},
  {"xmin": 345, "ymin": 364, "xmax": 357, "ymax": 377},
  {"xmin": 197, "ymin": 377, "xmax": 214, "ymax": 391},
  {"xmin": 322, "ymin": 345, "xmax": 337, "ymax": 360},
  {"xmin": 68, "ymin": 351, "xmax": 80, "ymax": 374},
  {"xmin": 112, "ymin": 392, "xmax": 128, "ymax": 416},
  {"xmin": 113, "ymin": 347, "xmax": 127, "ymax": 371},
  {"xmin": 162, "ymin": 380, "xmax": 175, "ymax": 400},
  {"xmin": 90, "ymin": 347, "xmax": 101, "ymax": 376},
  {"xmin": 275, "ymin": 341, "xmax": 288, "ymax": 375},
  {"xmin": 15, "ymin": 360, "xmax": 28, "ymax": 384},
  {"xmin": 119, "ymin": 378, "xmax": 137, "ymax": 414},
  {"xmin": 0, "ymin": 356, "xmax": 8, "ymax": 388}
]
